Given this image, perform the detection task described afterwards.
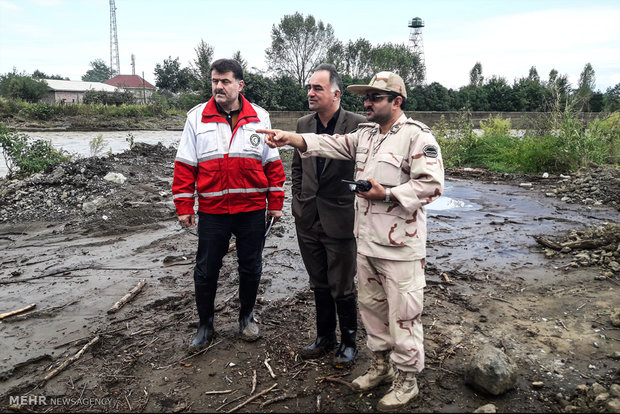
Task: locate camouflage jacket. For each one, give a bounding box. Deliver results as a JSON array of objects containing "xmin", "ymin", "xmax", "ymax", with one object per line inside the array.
[{"xmin": 300, "ymin": 113, "xmax": 444, "ymax": 260}]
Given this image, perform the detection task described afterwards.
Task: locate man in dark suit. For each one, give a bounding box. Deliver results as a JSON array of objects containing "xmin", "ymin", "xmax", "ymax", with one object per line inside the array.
[{"xmin": 292, "ymin": 64, "xmax": 366, "ymax": 368}]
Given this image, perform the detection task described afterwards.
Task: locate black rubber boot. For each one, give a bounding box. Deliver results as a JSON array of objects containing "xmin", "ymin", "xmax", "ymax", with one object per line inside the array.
[
  {"xmin": 333, "ymin": 294, "xmax": 357, "ymax": 368},
  {"xmin": 189, "ymin": 283, "xmax": 216, "ymax": 353},
  {"xmin": 239, "ymin": 278, "xmax": 261, "ymax": 342},
  {"xmin": 300, "ymin": 289, "xmax": 337, "ymax": 359}
]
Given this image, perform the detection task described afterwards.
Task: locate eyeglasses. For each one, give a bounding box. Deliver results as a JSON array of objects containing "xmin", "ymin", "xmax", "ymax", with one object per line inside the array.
[{"xmin": 362, "ymin": 94, "xmax": 391, "ymax": 103}]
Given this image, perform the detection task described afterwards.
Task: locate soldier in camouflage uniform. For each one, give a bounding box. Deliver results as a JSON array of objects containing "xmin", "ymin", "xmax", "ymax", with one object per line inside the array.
[{"xmin": 259, "ymin": 71, "xmax": 444, "ymax": 411}]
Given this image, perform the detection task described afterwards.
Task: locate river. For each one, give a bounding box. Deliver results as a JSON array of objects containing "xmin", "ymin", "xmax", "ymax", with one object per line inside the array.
[{"xmin": 0, "ymin": 130, "xmax": 181, "ymax": 177}]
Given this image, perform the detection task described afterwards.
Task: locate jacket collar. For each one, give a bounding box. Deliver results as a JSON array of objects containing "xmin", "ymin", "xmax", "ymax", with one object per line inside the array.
[{"xmin": 201, "ymin": 94, "xmax": 259, "ymax": 125}]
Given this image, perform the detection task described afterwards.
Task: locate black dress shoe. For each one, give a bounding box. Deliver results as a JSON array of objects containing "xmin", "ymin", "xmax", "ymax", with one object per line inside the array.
[
  {"xmin": 332, "ymin": 342, "xmax": 356, "ymax": 368},
  {"xmin": 299, "ymin": 335, "xmax": 337, "ymax": 359}
]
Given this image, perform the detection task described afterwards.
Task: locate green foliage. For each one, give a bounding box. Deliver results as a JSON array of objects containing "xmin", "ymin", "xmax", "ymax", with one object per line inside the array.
[
  {"xmin": 83, "ymin": 89, "xmax": 135, "ymax": 106},
  {"xmin": 177, "ymin": 93, "xmax": 203, "ymax": 111},
  {"xmin": 18, "ymin": 103, "xmax": 59, "ymax": 120},
  {"xmin": 0, "ymin": 122, "xmax": 68, "ymax": 177},
  {"xmin": 0, "ymin": 71, "xmax": 50, "ymax": 102},
  {"xmin": 438, "ymin": 111, "xmax": 619, "ymax": 173},
  {"xmin": 82, "ymin": 59, "xmax": 113, "ymax": 82},
  {"xmin": 480, "ymin": 114, "xmax": 512, "ymax": 137},
  {"xmin": 266, "ymin": 12, "xmax": 336, "ymax": 86},
  {"xmin": 126, "ymin": 132, "xmax": 135, "ymax": 150},
  {"xmin": 154, "ymin": 56, "xmax": 194, "ymax": 93},
  {"xmin": 89, "ymin": 134, "xmax": 107, "ymax": 157}
]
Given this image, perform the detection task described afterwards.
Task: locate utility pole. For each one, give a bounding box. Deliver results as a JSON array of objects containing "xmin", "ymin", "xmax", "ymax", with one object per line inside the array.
[{"xmin": 109, "ymin": 0, "xmax": 120, "ymax": 77}]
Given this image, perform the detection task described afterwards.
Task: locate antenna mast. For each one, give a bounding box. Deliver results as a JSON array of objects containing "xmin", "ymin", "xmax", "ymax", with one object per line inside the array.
[{"xmin": 109, "ymin": 0, "xmax": 120, "ymax": 76}]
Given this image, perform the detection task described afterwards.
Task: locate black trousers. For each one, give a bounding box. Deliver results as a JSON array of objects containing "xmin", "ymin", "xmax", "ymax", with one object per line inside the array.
[
  {"xmin": 194, "ymin": 209, "xmax": 265, "ymax": 315},
  {"xmin": 295, "ymin": 219, "xmax": 357, "ymax": 299}
]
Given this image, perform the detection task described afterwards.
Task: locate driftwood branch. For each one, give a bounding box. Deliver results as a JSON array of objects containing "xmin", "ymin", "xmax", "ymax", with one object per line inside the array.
[
  {"xmin": 44, "ymin": 335, "xmax": 100, "ymax": 381},
  {"xmin": 259, "ymin": 392, "xmax": 298, "ymax": 408},
  {"xmin": 534, "ymin": 236, "xmax": 563, "ymax": 250},
  {"xmin": 108, "ymin": 279, "xmax": 146, "ymax": 314},
  {"xmin": 227, "ymin": 383, "xmax": 277, "ymax": 413},
  {"xmin": 0, "ymin": 303, "xmax": 36, "ymax": 320}
]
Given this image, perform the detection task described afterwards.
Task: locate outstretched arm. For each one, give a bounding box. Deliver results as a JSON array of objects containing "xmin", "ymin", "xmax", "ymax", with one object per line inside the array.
[{"xmin": 257, "ymin": 129, "xmax": 308, "ymax": 152}]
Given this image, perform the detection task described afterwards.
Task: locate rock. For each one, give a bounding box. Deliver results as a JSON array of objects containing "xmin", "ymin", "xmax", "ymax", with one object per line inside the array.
[
  {"xmin": 612, "ymin": 309, "xmax": 620, "ymax": 328},
  {"xmin": 592, "ymin": 382, "xmax": 607, "ymax": 395},
  {"xmin": 610, "ymin": 384, "xmax": 620, "ymax": 398},
  {"xmin": 473, "ymin": 403, "xmax": 497, "ymax": 413},
  {"xmin": 104, "ymin": 172, "xmax": 127, "ymax": 184},
  {"xmin": 464, "ymin": 344, "xmax": 517, "ymax": 396},
  {"xmin": 595, "ymin": 393, "xmax": 610, "ymax": 402},
  {"xmin": 607, "ymin": 398, "xmax": 620, "ymax": 413},
  {"xmin": 82, "ymin": 196, "xmax": 106, "ymax": 214}
]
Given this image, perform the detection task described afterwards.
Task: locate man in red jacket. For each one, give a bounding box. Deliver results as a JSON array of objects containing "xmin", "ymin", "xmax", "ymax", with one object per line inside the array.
[{"xmin": 172, "ymin": 59, "xmax": 285, "ymax": 352}]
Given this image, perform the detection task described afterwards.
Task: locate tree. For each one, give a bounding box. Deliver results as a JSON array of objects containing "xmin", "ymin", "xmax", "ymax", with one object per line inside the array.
[
  {"xmin": 154, "ymin": 56, "xmax": 193, "ymax": 93},
  {"xmin": 232, "ymin": 51, "xmax": 248, "ymax": 71},
  {"xmin": 32, "ymin": 70, "xmax": 67, "ymax": 80},
  {"xmin": 265, "ymin": 12, "xmax": 336, "ymax": 86},
  {"xmin": 575, "ymin": 62, "xmax": 596, "ymax": 111},
  {"xmin": 414, "ymin": 82, "xmax": 452, "ymax": 111},
  {"xmin": 191, "ymin": 39, "xmax": 214, "ymax": 98},
  {"xmin": 603, "ymin": 83, "xmax": 620, "ymax": 112},
  {"xmin": 0, "ymin": 70, "xmax": 50, "ymax": 102},
  {"xmin": 469, "ymin": 62, "xmax": 483, "ymax": 87},
  {"xmin": 482, "ymin": 76, "xmax": 515, "ymax": 111},
  {"xmin": 327, "ymin": 38, "xmax": 373, "ymax": 79},
  {"xmin": 513, "ymin": 66, "xmax": 544, "ymax": 111},
  {"xmin": 369, "ymin": 43, "xmax": 419, "ymax": 87},
  {"xmin": 82, "ymin": 59, "xmax": 113, "ymax": 82}
]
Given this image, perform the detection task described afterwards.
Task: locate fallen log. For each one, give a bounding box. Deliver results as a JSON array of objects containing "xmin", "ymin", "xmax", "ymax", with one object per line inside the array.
[
  {"xmin": 107, "ymin": 279, "xmax": 146, "ymax": 314},
  {"xmin": 0, "ymin": 304, "xmax": 36, "ymax": 320},
  {"xmin": 44, "ymin": 335, "xmax": 100, "ymax": 381}
]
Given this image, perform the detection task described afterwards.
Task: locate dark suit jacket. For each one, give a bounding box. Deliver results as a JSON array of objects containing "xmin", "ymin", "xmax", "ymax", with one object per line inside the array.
[{"xmin": 292, "ymin": 109, "xmax": 366, "ymax": 239}]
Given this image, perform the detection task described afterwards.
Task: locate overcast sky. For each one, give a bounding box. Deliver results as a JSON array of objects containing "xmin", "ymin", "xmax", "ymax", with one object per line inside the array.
[{"xmin": 1, "ymin": 0, "xmax": 618, "ymax": 92}]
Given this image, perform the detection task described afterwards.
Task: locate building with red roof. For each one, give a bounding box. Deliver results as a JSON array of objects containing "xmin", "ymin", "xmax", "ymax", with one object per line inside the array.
[{"xmin": 104, "ymin": 75, "xmax": 156, "ymax": 103}]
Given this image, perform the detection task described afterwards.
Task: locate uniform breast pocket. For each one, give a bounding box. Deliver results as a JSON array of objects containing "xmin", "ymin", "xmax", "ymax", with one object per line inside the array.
[
  {"xmin": 196, "ymin": 125, "xmax": 219, "ymax": 158},
  {"xmin": 242, "ymin": 129, "xmax": 264, "ymax": 156},
  {"xmin": 374, "ymin": 152, "xmax": 403, "ymax": 186},
  {"xmin": 355, "ymin": 147, "xmax": 369, "ymax": 172}
]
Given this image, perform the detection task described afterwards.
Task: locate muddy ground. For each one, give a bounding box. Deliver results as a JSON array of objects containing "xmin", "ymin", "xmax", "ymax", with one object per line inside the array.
[{"xmin": 0, "ymin": 144, "xmax": 619, "ymax": 413}]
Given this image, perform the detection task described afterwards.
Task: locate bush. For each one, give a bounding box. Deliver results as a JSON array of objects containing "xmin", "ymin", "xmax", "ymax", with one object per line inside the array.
[
  {"xmin": 480, "ymin": 114, "xmax": 511, "ymax": 137},
  {"xmin": 18, "ymin": 103, "xmax": 59, "ymax": 120},
  {"xmin": 0, "ymin": 122, "xmax": 69, "ymax": 177}
]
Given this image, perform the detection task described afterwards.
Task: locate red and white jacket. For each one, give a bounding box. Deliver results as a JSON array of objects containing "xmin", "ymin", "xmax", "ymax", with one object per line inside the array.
[{"xmin": 172, "ymin": 95, "xmax": 285, "ymax": 215}]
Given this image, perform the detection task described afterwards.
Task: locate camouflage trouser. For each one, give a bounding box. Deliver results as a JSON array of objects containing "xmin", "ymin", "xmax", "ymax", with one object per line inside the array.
[{"xmin": 357, "ymin": 254, "xmax": 425, "ymax": 373}]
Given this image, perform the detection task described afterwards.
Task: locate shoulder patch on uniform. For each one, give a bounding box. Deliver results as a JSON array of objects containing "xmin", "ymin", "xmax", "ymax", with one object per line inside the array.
[
  {"xmin": 423, "ymin": 144, "xmax": 439, "ymax": 158},
  {"xmin": 357, "ymin": 122, "xmax": 376, "ymax": 128},
  {"xmin": 407, "ymin": 119, "xmax": 431, "ymax": 132}
]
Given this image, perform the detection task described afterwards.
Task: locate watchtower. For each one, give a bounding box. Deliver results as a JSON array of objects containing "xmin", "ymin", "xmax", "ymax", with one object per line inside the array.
[{"xmin": 408, "ymin": 17, "xmax": 425, "ymax": 85}]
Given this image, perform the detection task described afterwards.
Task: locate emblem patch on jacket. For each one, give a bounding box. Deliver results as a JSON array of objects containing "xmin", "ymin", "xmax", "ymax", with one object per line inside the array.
[
  {"xmin": 249, "ymin": 133, "xmax": 261, "ymax": 147},
  {"xmin": 423, "ymin": 144, "xmax": 438, "ymax": 158}
]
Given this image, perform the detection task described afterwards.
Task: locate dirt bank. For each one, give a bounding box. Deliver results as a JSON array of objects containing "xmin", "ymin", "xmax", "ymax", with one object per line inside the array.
[{"xmin": 0, "ymin": 144, "xmax": 618, "ymax": 413}]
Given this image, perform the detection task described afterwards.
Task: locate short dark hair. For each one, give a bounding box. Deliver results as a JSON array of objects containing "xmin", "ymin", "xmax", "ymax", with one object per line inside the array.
[
  {"xmin": 313, "ymin": 63, "xmax": 343, "ymax": 93},
  {"xmin": 387, "ymin": 92, "xmax": 407, "ymax": 110},
  {"xmin": 210, "ymin": 59, "xmax": 244, "ymax": 81}
]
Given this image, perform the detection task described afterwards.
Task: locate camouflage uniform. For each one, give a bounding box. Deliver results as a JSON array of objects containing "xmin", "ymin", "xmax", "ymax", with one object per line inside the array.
[{"xmin": 300, "ymin": 113, "xmax": 444, "ymax": 373}]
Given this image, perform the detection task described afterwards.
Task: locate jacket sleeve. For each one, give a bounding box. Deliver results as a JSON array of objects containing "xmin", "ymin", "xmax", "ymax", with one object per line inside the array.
[
  {"xmin": 262, "ymin": 115, "xmax": 285, "ymax": 211},
  {"xmin": 391, "ymin": 128, "xmax": 444, "ymax": 213},
  {"xmin": 291, "ymin": 118, "xmax": 303, "ymax": 197},
  {"xmin": 300, "ymin": 130, "xmax": 360, "ymax": 161},
  {"xmin": 172, "ymin": 117, "xmax": 199, "ymax": 216}
]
